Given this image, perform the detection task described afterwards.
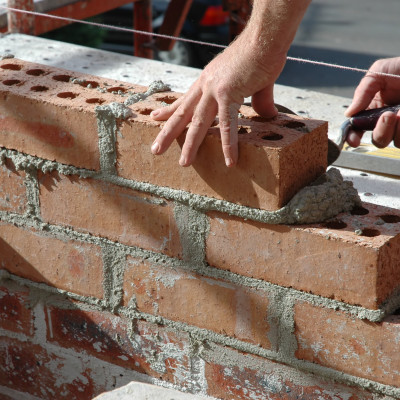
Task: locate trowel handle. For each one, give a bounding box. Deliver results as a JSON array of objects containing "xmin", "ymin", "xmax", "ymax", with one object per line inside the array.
[{"xmin": 350, "ymin": 104, "xmax": 400, "ymax": 131}]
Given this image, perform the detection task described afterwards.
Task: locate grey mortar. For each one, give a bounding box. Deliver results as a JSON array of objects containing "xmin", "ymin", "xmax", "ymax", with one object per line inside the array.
[
  {"xmin": 174, "ymin": 203, "xmax": 209, "ymax": 266},
  {"xmin": 101, "ymin": 244, "xmax": 126, "ymax": 312},
  {"xmin": 124, "ymin": 80, "xmax": 171, "ymax": 106}
]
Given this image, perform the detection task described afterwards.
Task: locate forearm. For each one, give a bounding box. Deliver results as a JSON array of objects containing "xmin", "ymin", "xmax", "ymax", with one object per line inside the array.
[{"xmin": 241, "ymin": 0, "xmax": 311, "ymax": 57}]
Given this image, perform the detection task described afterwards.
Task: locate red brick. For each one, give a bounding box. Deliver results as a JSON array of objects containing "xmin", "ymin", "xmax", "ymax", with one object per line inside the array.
[
  {"xmin": 204, "ymin": 345, "xmax": 377, "ymax": 400},
  {"xmin": 206, "ymin": 203, "xmax": 400, "ymax": 310},
  {"xmin": 117, "ymin": 97, "xmax": 328, "ymax": 211},
  {"xmin": 0, "ymin": 223, "xmax": 104, "ymax": 298},
  {"xmin": 0, "ymin": 58, "xmax": 146, "ymax": 170},
  {"xmin": 46, "ymin": 306, "xmax": 193, "ymax": 387},
  {"xmin": 123, "ymin": 257, "xmax": 271, "ymax": 348},
  {"xmin": 39, "ymin": 171, "xmax": 182, "ymax": 258},
  {"xmin": 295, "ymin": 302, "xmax": 400, "ymax": 387},
  {"xmin": 0, "ymin": 336, "xmax": 95, "ymax": 399},
  {"xmin": 0, "ymin": 283, "xmax": 34, "ymax": 336},
  {"xmin": 0, "ymin": 159, "xmax": 26, "ymax": 214},
  {"xmin": 124, "ymin": 257, "xmax": 271, "ymax": 347}
]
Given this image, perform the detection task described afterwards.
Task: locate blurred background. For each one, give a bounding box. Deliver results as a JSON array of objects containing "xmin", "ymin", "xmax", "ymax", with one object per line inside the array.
[{"xmin": 41, "ymin": 0, "xmax": 400, "ymax": 98}]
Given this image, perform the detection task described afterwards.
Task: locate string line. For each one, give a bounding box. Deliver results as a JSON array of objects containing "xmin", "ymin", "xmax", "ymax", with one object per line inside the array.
[{"xmin": 1, "ymin": 5, "xmax": 400, "ymax": 81}]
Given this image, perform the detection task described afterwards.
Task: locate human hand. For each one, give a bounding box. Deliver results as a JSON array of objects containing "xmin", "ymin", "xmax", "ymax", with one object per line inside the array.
[
  {"xmin": 345, "ymin": 57, "xmax": 400, "ymax": 148},
  {"xmin": 150, "ymin": 31, "xmax": 286, "ymax": 167}
]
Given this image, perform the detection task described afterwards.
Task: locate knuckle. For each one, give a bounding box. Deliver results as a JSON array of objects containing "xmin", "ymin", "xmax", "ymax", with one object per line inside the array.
[{"xmin": 190, "ymin": 115, "xmax": 207, "ymax": 130}]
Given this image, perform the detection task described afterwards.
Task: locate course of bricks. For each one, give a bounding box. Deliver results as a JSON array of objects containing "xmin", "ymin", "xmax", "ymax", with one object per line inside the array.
[{"xmin": 1, "ymin": 58, "xmax": 400, "ymax": 399}]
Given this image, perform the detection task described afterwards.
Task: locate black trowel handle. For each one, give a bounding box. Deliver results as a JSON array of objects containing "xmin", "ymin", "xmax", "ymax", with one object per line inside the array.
[{"xmin": 350, "ymin": 104, "xmax": 400, "ymax": 131}]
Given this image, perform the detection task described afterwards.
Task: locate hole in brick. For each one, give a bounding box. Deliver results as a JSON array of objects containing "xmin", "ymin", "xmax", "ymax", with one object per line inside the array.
[
  {"xmin": 138, "ymin": 108, "xmax": 153, "ymax": 115},
  {"xmin": 379, "ymin": 214, "xmax": 400, "ymax": 223},
  {"xmin": 282, "ymin": 120, "xmax": 307, "ymax": 129},
  {"xmin": 78, "ymin": 80, "xmax": 100, "ymax": 89},
  {"xmin": 324, "ymin": 220, "xmax": 347, "ymax": 230},
  {"xmin": 26, "ymin": 68, "xmax": 46, "ymax": 76},
  {"xmin": 261, "ymin": 133, "xmax": 283, "ymax": 141},
  {"xmin": 359, "ymin": 228, "xmax": 381, "ymax": 237},
  {"xmin": 351, "ymin": 205, "xmax": 369, "ymax": 216},
  {"xmin": 30, "ymin": 85, "xmax": 48, "ymax": 92},
  {"xmin": 251, "ymin": 116, "xmax": 269, "ymax": 122},
  {"xmin": 238, "ymin": 127, "xmax": 249, "ymax": 134},
  {"xmin": 57, "ymin": 92, "xmax": 78, "ymax": 99},
  {"xmin": 107, "ymin": 86, "xmax": 126, "ymax": 93},
  {"xmin": 86, "ymin": 98, "xmax": 105, "ymax": 104},
  {"xmin": 52, "ymin": 74, "xmax": 72, "ymax": 82},
  {"xmin": 1, "ymin": 63, "xmax": 21, "ymax": 70},
  {"xmin": 3, "ymin": 79, "xmax": 22, "ymax": 86},
  {"xmin": 157, "ymin": 95, "xmax": 176, "ymax": 104}
]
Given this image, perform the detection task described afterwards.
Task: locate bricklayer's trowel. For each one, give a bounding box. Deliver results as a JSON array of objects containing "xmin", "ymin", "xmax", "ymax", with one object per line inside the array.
[{"xmin": 328, "ymin": 104, "xmax": 400, "ymax": 165}]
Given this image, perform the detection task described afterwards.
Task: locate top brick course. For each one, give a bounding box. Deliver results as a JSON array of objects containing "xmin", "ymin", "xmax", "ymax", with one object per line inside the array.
[{"xmin": 0, "ymin": 58, "xmax": 328, "ymax": 211}]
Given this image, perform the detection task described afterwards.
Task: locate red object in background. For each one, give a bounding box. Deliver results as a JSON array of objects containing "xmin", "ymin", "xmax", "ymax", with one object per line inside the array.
[{"xmin": 199, "ymin": 5, "xmax": 229, "ymax": 26}]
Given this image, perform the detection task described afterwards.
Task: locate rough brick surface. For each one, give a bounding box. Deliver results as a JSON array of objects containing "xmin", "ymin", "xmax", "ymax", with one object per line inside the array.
[
  {"xmin": 206, "ymin": 203, "xmax": 400, "ymax": 309},
  {"xmin": 39, "ymin": 171, "xmax": 182, "ymax": 258},
  {"xmin": 0, "ymin": 159, "xmax": 26, "ymax": 214},
  {"xmin": 295, "ymin": 302, "xmax": 400, "ymax": 387},
  {"xmin": 0, "ymin": 336, "xmax": 96, "ymax": 399},
  {"xmin": 0, "ymin": 223, "xmax": 104, "ymax": 298},
  {"xmin": 0, "ymin": 57, "xmax": 329, "ymax": 211},
  {"xmin": 117, "ymin": 95, "xmax": 328, "ymax": 211},
  {"xmin": 0, "ymin": 284, "xmax": 34, "ymax": 336},
  {"xmin": 123, "ymin": 256, "xmax": 271, "ymax": 349},
  {"xmin": 46, "ymin": 306, "xmax": 194, "ymax": 388},
  {"xmin": 203, "ymin": 344, "xmax": 378, "ymax": 400}
]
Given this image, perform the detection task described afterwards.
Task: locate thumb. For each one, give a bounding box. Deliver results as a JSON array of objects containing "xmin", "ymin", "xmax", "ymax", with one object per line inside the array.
[{"xmin": 251, "ymin": 85, "xmax": 278, "ymax": 118}]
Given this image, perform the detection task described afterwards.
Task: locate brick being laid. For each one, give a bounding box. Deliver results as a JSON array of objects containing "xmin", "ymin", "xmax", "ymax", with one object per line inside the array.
[{"xmin": 0, "ymin": 58, "xmax": 328, "ymax": 211}]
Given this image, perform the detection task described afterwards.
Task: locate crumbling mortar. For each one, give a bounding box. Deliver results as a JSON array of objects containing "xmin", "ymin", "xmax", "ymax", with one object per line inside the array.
[
  {"xmin": 117, "ymin": 306, "xmax": 400, "ymax": 398},
  {"xmin": 23, "ymin": 167, "xmax": 41, "ymax": 220}
]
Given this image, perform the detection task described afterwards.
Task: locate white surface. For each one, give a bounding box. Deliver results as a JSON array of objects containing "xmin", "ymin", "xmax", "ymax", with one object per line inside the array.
[
  {"xmin": 0, "ymin": 33, "xmax": 399, "ymax": 211},
  {"xmin": 93, "ymin": 382, "xmax": 216, "ymax": 400}
]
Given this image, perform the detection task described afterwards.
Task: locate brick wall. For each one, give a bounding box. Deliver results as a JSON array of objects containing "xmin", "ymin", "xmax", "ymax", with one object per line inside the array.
[{"xmin": 1, "ymin": 58, "xmax": 400, "ymax": 400}]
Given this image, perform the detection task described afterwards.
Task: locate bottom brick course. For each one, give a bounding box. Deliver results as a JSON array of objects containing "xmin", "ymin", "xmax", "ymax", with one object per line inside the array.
[
  {"xmin": 0, "ymin": 336, "xmax": 96, "ymax": 399},
  {"xmin": 203, "ymin": 344, "xmax": 380, "ymax": 400},
  {"xmin": 294, "ymin": 302, "xmax": 400, "ymax": 388}
]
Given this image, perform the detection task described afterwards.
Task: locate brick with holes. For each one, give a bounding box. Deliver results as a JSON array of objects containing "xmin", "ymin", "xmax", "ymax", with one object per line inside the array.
[
  {"xmin": 0, "ymin": 58, "xmax": 146, "ymax": 170},
  {"xmin": 206, "ymin": 202, "xmax": 400, "ymax": 310},
  {"xmin": 0, "ymin": 58, "xmax": 328, "ymax": 210}
]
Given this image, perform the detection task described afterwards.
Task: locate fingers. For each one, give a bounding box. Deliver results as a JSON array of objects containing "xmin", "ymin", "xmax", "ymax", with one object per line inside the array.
[
  {"xmin": 179, "ymin": 95, "xmax": 218, "ymax": 167},
  {"xmin": 346, "ymin": 130, "xmax": 364, "ymax": 148},
  {"xmin": 251, "ymin": 85, "xmax": 278, "ymax": 118},
  {"xmin": 345, "ymin": 75, "xmax": 383, "ymax": 118},
  {"xmin": 150, "ymin": 90, "xmax": 200, "ymax": 156},
  {"xmin": 218, "ymin": 100, "xmax": 241, "ymax": 167},
  {"xmin": 372, "ymin": 111, "xmax": 399, "ymax": 148}
]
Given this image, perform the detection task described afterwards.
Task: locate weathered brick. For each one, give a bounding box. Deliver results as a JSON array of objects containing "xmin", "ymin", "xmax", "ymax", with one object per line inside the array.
[
  {"xmin": 39, "ymin": 172, "xmax": 182, "ymax": 258},
  {"xmin": 203, "ymin": 344, "xmax": 378, "ymax": 400},
  {"xmin": 0, "ymin": 283, "xmax": 34, "ymax": 336},
  {"xmin": 123, "ymin": 256, "xmax": 271, "ymax": 348},
  {"xmin": 0, "ymin": 336, "xmax": 95, "ymax": 399},
  {"xmin": 0, "ymin": 159, "xmax": 26, "ymax": 214},
  {"xmin": 0, "ymin": 58, "xmax": 145, "ymax": 170},
  {"xmin": 0, "ymin": 223, "xmax": 104, "ymax": 298},
  {"xmin": 206, "ymin": 203, "xmax": 400, "ymax": 310},
  {"xmin": 117, "ymin": 96, "xmax": 328, "ymax": 211},
  {"xmin": 295, "ymin": 302, "xmax": 400, "ymax": 387},
  {"xmin": 46, "ymin": 306, "xmax": 194, "ymax": 387}
]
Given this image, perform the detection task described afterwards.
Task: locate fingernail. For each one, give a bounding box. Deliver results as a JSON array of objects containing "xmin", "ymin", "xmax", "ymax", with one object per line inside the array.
[
  {"xmin": 151, "ymin": 141, "xmax": 160, "ymax": 154},
  {"xmin": 179, "ymin": 155, "xmax": 187, "ymax": 166},
  {"xmin": 151, "ymin": 110, "xmax": 160, "ymax": 118},
  {"xmin": 225, "ymin": 157, "xmax": 233, "ymax": 167}
]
